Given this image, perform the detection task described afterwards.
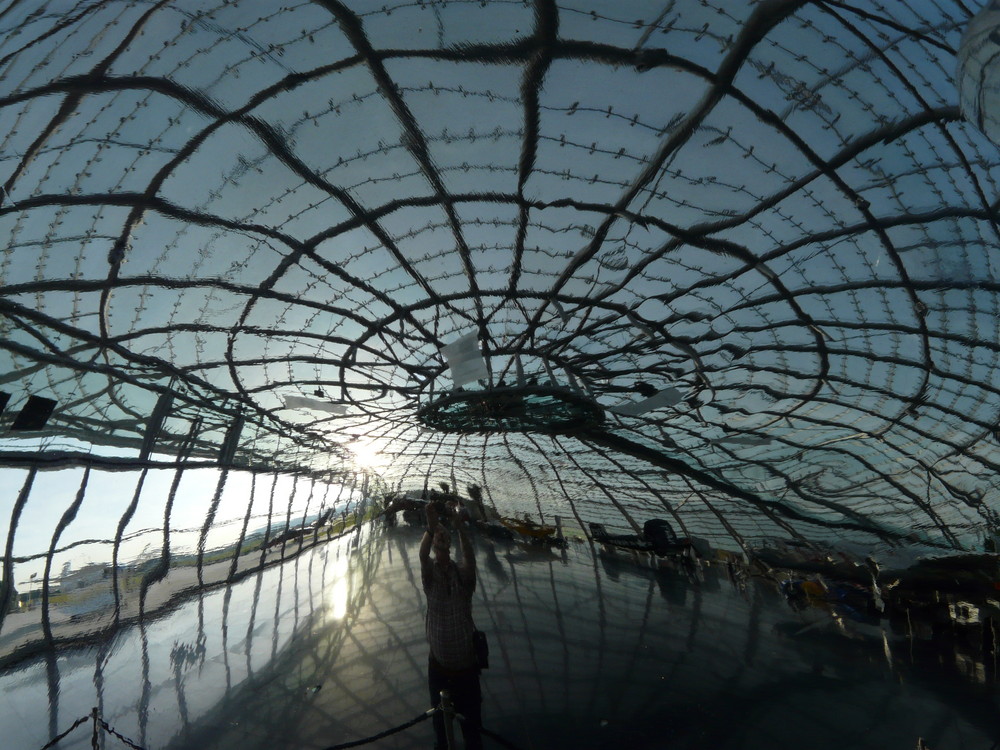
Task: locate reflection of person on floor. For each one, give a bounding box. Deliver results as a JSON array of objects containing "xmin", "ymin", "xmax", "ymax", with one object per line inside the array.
[{"xmin": 420, "ymin": 501, "xmax": 482, "ymax": 750}]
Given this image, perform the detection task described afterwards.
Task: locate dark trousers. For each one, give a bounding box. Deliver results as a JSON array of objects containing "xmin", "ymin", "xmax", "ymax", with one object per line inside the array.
[{"xmin": 428, "ymin": 656, "xmax": 482, "ymax": 750}]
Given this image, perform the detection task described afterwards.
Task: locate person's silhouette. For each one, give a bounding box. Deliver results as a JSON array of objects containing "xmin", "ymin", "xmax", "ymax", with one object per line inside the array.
[{"xmin": 420, "ymin": 502, "xmax": 482, "ymax": 749}]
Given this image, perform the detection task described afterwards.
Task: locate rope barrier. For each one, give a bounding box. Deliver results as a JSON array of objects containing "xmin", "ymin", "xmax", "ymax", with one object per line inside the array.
[
  {"xmin": 38, "ymin": 703, "xmax": 527, "ymax": 750},
  {"xmin": 318, "ymin": 708, "xmax": 436, "ymax": 750},
  {"xmin": 37, "ymin": 714, "xmax": 90, "ymax": 750},
  {"xmin": 99, "ymin": 720, "xmax": 147, "ymax": 750},
  {"xmin": 36, "ymin": 711, "xmax": 147, "ymax": 750}
]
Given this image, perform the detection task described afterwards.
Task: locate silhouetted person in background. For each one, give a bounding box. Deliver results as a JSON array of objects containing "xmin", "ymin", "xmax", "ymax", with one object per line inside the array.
[{"xmin": 421, "ymin": 501, "xmax": 482, "ymax": 749}]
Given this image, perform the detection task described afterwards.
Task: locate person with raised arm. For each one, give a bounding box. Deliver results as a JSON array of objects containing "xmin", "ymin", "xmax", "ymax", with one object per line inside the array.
[{"xmin": 420, "ymin": 500, "xmax": 482, "ymax": 750}]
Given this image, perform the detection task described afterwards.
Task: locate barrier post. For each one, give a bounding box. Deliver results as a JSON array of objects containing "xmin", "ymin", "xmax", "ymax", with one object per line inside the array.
[
  {"xmin": 440, "ymin": 689, "xmax": 456, "ymax": 750},
  {"xmin": 90, "ymin": 707, "xmax": 99, "ymax": 749}
]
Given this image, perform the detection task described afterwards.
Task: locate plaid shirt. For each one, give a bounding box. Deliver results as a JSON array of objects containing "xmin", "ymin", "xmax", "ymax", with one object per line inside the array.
[{"xmin": 422, "ymin": 557, "xmax": 477, "ymax": 671}]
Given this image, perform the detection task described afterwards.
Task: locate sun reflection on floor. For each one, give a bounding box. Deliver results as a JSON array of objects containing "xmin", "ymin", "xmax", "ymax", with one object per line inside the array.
[{"xmin": 328, "ymin": 551, "xmax": 351, "ymax": 620}]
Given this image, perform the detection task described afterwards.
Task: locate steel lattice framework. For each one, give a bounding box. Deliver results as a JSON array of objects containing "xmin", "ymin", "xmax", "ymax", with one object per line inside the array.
[{"xmin": 2, "ymin": 0, "xmax": 999, "ymax": 562}]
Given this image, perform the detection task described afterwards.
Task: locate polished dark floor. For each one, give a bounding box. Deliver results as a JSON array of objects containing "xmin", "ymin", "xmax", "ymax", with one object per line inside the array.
[{"xmin": 2, "ymin": 522, "xmax": 998, "ymax": 749}]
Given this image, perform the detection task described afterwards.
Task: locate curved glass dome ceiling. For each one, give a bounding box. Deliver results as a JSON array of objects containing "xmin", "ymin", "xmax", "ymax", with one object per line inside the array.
[{"xmin": 1, "ymin": 0, "xmax": 998, "ymax": 556}]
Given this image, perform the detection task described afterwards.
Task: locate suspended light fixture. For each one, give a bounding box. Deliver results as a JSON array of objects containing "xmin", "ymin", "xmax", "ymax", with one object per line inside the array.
[
  {"xmin": 139, "ymin": 391, "xmax": 173, "ymax": 460},
  {"xmin": 713, "ymin": 435, "xmax": 773, "ymax": 446},
  {"xmin": 218, "ymin": 412, "xmax": 245, "ymax": 466},
  {"xmin": 611, "ymin": 387, "xmax": 684, "ymax": 416},
  {"xmin": 10, "ymin": 395, "xmax": 57, "ymax": 431},
  {"xmin": 282, "ymin": 395, "xmax": 348, "ymax": 414},
  {"xmin": 440, "ymin": 332, "xmax": 488, "ymax": 387}
]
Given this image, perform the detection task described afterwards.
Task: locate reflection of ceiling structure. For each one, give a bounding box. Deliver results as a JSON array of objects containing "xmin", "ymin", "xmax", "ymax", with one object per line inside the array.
[
  {"xmin": 13, "ymin": 525, "xmax": 995, "ymax": 750},
  {"xmin": 2, "ymin": 0, "xmax": 1000, "ymax": 554}
]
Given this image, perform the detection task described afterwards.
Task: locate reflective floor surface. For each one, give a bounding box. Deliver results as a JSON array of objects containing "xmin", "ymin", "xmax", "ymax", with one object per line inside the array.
[{"xmin": 2, "ymin": 522, "xmax": 998, "ymax": 750}]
